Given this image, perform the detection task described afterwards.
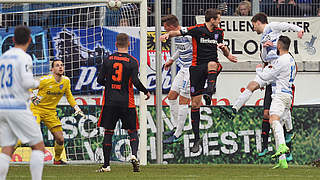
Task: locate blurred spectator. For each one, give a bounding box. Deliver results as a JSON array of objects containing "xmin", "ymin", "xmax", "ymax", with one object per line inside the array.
[
  {"xmin": 276, "ymin": 0, "xmax": 299, "ymax": 16},
  {"xmin": 296, "ymin": 0, "xmax": 313, "ymax": 16},
  {"xmin": 259, "ymin": 0, "xmax": 277, "ymax": 16},
  {"xmin": 119, "ymin": 18, "xmax": 129, "ymax": 26},
  {"xmin": 317, "ymin": 8, "xmax": 320, "ymax": 16},
  {"xmin": 234, "ymin": 1, "xmax": 251, "ymax": 16}
]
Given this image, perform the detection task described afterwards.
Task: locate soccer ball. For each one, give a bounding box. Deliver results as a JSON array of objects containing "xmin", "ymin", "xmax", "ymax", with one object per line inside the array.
[{"xmin": 107, "ymin": 0, "xmax": 122, "ymax": 11}]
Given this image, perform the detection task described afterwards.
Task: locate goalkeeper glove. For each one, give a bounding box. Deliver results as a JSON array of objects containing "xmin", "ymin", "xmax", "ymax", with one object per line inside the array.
[
  {"xmin": 74, "ymin": 105, "xmax": 85, "ymax": 118},
  {"xmin": 31, "ymin": 95, "xmax": 42, "ymax": 105}
]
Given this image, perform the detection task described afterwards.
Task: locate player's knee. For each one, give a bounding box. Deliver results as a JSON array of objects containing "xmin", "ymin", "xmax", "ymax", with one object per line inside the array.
[
  {"xmin": 55, "ymin": 137, "xmax": 64, "ymax": 145},
  {"xmin": 31, "ymin": 141, "xmax": 45, "ymax": 152},
  {"xmin": 208, "ymin": 61, "xmax": 217, "ymax": 70},
  {"xmin": 168, "ymin": 91, "xmax": 178, "ymax": 100},
  {"xmin": 247, "ymin": 81, "xmax": 259, "ymax": 91},
  {"xmin": 179, "ymin": 96, "xmax": 190, "ymax": 105},
  {"xmin": 263, "ymin": 110, "xmax": 270, "ymax": 120},
  {"xmin": 191, "ymin": 102, "xmax": 200, "ymax": 109}
]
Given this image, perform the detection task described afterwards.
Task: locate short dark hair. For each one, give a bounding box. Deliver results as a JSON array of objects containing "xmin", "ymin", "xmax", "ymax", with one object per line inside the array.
[
  {"xmin": 14, "ymin": 25, "xmax": 31, "ymax": 45},
  {"xmin": 52, "ymin": 59, "xmax": 63, "ymax": 68},
  {"xmin": 278, "ymin": 35, "xmax": 291, "ymax": 51},
  {"xmin": 116, "ymin": 33, "xmax": 129, "ymax": 48},
  {"xmin": 205, "ymin": 8, "xmax": 221, "ymax": 22},
  {"xmin": 161, "ymin": 14, "xmax": 179, "ymax": 27},
  {"xmin": 251, "ymin": 12, "xmax": 268, "ymax": 24}
]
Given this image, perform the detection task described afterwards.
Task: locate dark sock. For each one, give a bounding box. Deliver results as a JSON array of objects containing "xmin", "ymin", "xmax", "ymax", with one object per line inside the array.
[
  {"xmin": 207, "ymin": 70, "xmax": 218, "ymax": 95},
  {"xmin": 191, "ymin": 107, "xmax": 200, "ymax": 140},
  {"xmin": 261, "ymin": 118, "xmax": 270, "ymax": 149},
  {"xmin": 103, "ymin": 129, "xmax": 114, "ymax": 168},
  {"xmin": 128, "ymin": 129, "xmax": 139, "ymax": 157}
]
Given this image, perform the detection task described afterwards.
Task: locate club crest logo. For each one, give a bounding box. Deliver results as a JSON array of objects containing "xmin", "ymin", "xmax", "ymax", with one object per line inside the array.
[
  {"xmin": 190, "ymin": 86, "xmax": 195, "ymax": 93},
  {"xmin": 59, "ymin": 84, "xmax": 64, "ymax": 90},
  {"xmin": 214, "ymin": 34, "xmax": 219, "ymax": 40}
]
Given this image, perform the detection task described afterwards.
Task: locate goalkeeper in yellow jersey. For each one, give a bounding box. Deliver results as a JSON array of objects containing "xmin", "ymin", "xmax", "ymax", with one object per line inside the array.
[{"xmin": 30, "ymin": 59, "xmax": 84, "ymax": 165}]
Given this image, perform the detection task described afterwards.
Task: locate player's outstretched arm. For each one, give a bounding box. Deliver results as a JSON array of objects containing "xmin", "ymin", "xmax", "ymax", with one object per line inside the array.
[
  {"xmin": 218, "ymin": 43, "xmax": 238, "ymax": 63},
  {"xmin": 160, "ymin": 30, "xmax": 181, "ymax": 41}
]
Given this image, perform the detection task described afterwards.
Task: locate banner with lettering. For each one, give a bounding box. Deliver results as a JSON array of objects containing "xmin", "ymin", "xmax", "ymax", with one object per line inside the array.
[
  {"xmin": 195, "ymin": 16, "xmax": 320, "ymax": 62},
  {"xmin": 37, "ymin": 105, "xmax": 320, "ymax": 165}
]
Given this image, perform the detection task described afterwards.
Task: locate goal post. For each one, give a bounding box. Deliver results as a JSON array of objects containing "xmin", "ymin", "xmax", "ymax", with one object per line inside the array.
[{"xmin": 0, "ymin": 0, "xmax": 148, "ymax": 165}]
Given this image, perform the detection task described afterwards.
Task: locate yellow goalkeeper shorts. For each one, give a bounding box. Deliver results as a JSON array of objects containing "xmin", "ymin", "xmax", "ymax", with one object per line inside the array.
[{"xmin": 32, "ymin": 110, "xmax": 62, "ymax": 133}]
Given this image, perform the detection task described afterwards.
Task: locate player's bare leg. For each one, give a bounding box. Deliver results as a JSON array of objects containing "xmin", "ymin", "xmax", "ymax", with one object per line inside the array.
[
  {"xmin": 203, "ymin": 61, "xmax": 219, "ymax": 106},
  {"xmin": 52, "ymin": 128, "xmax": 67, "ymax": 165},
  {"xmin": 190, "ymin": 95, "xmax": 202, "ymax": 153}
]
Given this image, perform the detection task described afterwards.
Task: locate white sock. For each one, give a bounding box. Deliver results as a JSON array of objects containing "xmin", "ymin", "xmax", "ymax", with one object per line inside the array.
[
  {"xmin": 174, "ymin": 104, "xmax": 189, "ymax": 138},
  {"xmin": 272, "ymin": 120, "xmax": 286, "ymax": 146},
  {"xmin": 168, "ymin": 99, "xmax": 178, "ymax": 127},
  {"xmin": 30, "ymin": 150, "xmax": 44, "ymax": 180},
  {"xmin": 0, "ymin": 153, "xmax": 11, "ymax": 180},
  {"xmin": 282, "ymin": 110, "xmax": 293, "ymax": 132},
  {"xmin": 232, "ymin": 89, "xmax": 253, "ymax": 111}
]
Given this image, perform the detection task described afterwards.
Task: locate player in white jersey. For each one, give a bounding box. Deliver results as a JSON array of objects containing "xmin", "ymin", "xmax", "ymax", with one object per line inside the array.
[
  {"xmin": 231, "ymin": 12, "xmax": 303, "ymax": 112},
  {"xmin": 161, "ymin": 15, "xmax": 193, "ymax": 144},
  {"xmin": 256, "ymin": 35, "xmax": 296, "ymax": 169},
  {"xmin": 0, "ymin": 26, "xmax": 45, "ymax": 180}
]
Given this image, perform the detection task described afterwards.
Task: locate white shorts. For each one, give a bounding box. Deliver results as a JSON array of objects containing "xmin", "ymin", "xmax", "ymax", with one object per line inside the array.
[
  {"xmin": 170, "ymin": 67, "xmax": 191, "ymax": 99},
  {"xmin": 269, "ymin": 93, "xmax": 292, "ymax": 120},
  {"xmin": 0, "ymin": 109, "xmax": 43, "ymax": 147}
]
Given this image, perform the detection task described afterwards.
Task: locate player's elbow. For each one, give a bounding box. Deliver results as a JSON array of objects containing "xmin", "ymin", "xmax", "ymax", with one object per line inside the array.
[
  {"xmin": 97, "ymin": 77, "xmax": 105, "ymax": 86},
  {"xmin": 22, "ymin": 78, "xmax": 39, "ymax": 90}
]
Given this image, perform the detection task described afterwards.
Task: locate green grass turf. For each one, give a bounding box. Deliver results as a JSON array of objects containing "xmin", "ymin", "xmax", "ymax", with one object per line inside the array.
[{"xmin": 6, "ymin": 164, "xmax": 320, "ymax": 180}]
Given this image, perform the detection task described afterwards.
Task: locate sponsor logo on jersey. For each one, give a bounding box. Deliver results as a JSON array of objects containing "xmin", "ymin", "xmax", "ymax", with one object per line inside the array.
[
  {"xmin": 46, "ymin": 91, "xmax": 63, "ymax": 95},
  {"xmin": 200, "ymin": 38, "xmax": 217, "ymax": 44}
]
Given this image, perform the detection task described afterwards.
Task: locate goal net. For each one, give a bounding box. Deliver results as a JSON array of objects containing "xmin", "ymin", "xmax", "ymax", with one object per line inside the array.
[{"xmin": 0, "ymin": 0, "xmax": 147, "ymax": 164}]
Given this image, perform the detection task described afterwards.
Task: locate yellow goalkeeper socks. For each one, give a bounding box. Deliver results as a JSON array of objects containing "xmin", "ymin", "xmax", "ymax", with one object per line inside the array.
[{"xmin": 54, "ymin": 141, "xmax": 64, "ymax": 161}]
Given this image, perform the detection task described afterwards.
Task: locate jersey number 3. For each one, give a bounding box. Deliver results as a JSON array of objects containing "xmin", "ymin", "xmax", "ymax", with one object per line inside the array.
[
  {"xmin": 112, "ymin": 62, "xmax": 123, "ymax": 82},
  {"xmin": 0, "ymin": 64, "xmax": 13, "ymax": 88}
]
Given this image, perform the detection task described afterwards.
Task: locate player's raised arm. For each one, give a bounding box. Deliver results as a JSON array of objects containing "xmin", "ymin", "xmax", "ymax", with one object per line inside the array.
[
  {"xmin": 160, "ymin": 30, "xmax": 181, "ymax": 41},
  {"xmin": 273, "ymin": 22, "xmax": 304, "ymax": 39}
]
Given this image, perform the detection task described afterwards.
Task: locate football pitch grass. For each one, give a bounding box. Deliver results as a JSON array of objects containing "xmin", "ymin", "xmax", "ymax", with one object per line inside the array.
[{"xmin": 7, "ymin": 164, "xmax": 320, "ymax": 180}]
